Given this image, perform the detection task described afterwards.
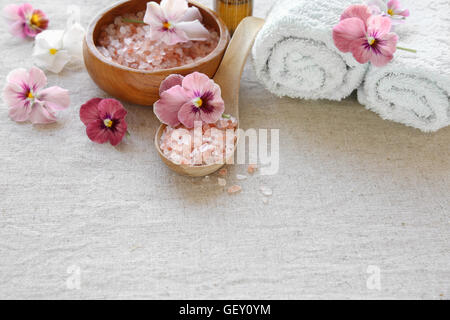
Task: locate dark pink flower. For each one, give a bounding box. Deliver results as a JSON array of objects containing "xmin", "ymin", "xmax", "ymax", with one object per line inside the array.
[
  {"xmin": 154, "ymin": 72, "xmax": 225, "ymax": 128},
  {"xmin": 80, "ymin": 98, "xmax": 128, "ymax": 146},
  {"xmin": 3, "ymin": 3, "xmax": 49, "ymax": 39},
  {"xmin": 333, "ymin": 5, "xmax": 398, "ymax": 67}
]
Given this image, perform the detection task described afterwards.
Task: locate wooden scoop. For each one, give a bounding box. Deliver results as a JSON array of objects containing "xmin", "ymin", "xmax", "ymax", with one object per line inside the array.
[{"xmin": 155, "ymin": 17, "xmax": 265, "ymax": 177}]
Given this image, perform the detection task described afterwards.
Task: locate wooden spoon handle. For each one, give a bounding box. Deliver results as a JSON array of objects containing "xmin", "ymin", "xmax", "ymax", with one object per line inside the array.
[{"xmin": 213, "ymin": 17, "xmax": 265, "ymax": 120}]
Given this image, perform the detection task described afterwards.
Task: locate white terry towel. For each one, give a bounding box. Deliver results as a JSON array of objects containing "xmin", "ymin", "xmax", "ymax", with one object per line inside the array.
[
  {"xmin": 358, "ymin": 0, "xmax": 450, "ymax": 132},
  {"xmin": 252, "ymin": 0, "xmax": 368, "ymax": 101}
]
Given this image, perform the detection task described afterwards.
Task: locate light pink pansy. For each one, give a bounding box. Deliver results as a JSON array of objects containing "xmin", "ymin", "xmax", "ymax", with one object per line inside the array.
[
  {"xmin": 80, "ymin": 98, "xmax": 128, "ymax": 146},
  {"xmin": 367, "ymin": 0, "xmax": 409, "ymax": 24},
  {"xmin": 143, "ymin": 0, "xmax": 209, "ymax": 45},
  {"xmin": 154, "ymin": 72, "xmax": 225, "ymax": 128},
  {"xmin": 2, "ymin": 67, "xmax": 70, "ymax": 124},
  {"xmin": 3, "ymin": 3, "xmax": 48, "ymax": 38},
  {"xmin": 333, "ymin": 4, "xmax": 398, "ymax": 67}
]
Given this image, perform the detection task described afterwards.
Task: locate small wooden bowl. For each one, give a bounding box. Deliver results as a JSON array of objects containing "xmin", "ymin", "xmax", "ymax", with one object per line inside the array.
[{"xmin": 83, "ymin": 0, "xmax": 230, "ymax": 105}]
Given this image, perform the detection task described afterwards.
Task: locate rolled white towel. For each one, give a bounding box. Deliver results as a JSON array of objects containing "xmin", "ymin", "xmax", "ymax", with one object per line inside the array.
[
  {"xmin": 252, "ymin": 0, "xmax": 368, "ymax": 101},
  {"xmin": 358, "ymin": 0, "xmax": 450, "ymax": 132}
]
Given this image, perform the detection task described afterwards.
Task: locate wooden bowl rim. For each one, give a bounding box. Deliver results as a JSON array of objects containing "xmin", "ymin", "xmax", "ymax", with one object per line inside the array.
[{"xmin": 85, "ymin": 0, "xmax": 230, "ymax": 75}]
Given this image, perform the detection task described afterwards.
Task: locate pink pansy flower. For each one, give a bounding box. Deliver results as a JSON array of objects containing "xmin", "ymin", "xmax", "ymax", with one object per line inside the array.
[
  {"xmin": 333, "ymin": 5, "xmax": 398, "ymax": 67},
  {"xmin": 2, "ymin": 67, "xmax": 70, "ymax": 124},
  {"xmin": 154, "ymin": 72, "xmax": 225, "ymax": 128},
  {"xmin": 367, "ymin": 0, "xmax": 409, "ymax": 24},
  {"xmin": 143, "ymin": 0, "xmax": 209, "ymax": 45},
  {"xmin": 80, "ymin": 98, "xmax": 128, "ymax": 146},
  {"xmin": 3, "ymin": 3, "xmax": 48, "ymax": 38}
]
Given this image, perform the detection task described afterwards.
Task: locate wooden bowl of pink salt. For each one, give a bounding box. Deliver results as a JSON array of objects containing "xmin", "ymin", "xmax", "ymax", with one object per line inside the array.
[{"xmin": 83, "ymin": 0, "xmax": 229, "ymax": 105}]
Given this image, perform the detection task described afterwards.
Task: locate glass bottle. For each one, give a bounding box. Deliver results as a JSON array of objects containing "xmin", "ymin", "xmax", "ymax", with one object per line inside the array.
[{"xmin": 214, "ymin": 0, "xmax": 253, "ymax": 34}]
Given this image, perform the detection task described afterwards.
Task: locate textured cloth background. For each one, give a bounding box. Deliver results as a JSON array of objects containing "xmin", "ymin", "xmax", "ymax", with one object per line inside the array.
[{"xmin": 0, "ymin": 0, "xmax": 449, "ymax": 299}]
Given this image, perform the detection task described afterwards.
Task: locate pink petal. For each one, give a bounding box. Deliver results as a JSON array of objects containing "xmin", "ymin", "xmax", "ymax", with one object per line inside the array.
[
  {"xmin": 159, "ymin": 74, "xmax": 184, "ymax": 95},
  {"xmin": 38, "ymin": 86, "xmax": 70, "ymax": 111},
  {"xmin": 23, "ymin": 23, "xmax": 39, "ymax": 38},
  {"xmin": 8, "ymin": 20, "xmax": 27, "ymax": 38},
  {"xmin": 97, "ymin": 98, "xmax": 126, "ymax": 120},
  {"xmin": 333, "ymin": 18, "xmax": 367, "ymax": 53},
  {"xmin": 178, "ymin": 101, "xmax": 201, "ymax": 128},
  {"xmin": 175, "ymin": 20, "xmax": 209, "ymax": 41},
  {"xmin": 28, "ymin": 103, "xmax": 57, "ymax": 124},
  {"xmin": 18, "ymin": 3, "xmax": 34, "ymax": 19},
  {"xmin": 340, "ymin": 4, "xmax": 372, "ymax": 23},
  {"xmin": 143, "ymin": 2, "xmax": 165, "ymax": 25},
  {"xmin": 161, "ymin": 0, "xmax": 188, "ymax": 22},
  {"xmin": 3, "ymin": 82, "xmax": 26, "ymax": 108},
  {"xmin": 369, "ymin": 51, "xmax": 394, "ymax": 67},
  {"xmin": 200, "ymin": 84, "xmax": 224, "ymax": 124},
  {"xmin": 86, "ymin": 120, "xmax": 110, "ymax": 144},
  {"xmin": 156, "ymin": 27, "xmax": 189, "ymax": 45},
  {"xmin": 80, "ymin": 98, "xmax": 102, "ymax": 126},
  {"xmin": 398, "ymin": 9, "xmax": 409, "ymax": 17},
  {"xmin": 181, "ymin": 6, "xmax": 203, "ymax": 22},
  {"xmin": 387, "ymin": 0, "xmax": 400, "ymax": 11},
  {"xmin": 108, "ymin": 120, "xmax": 127, "ymax": 146},
  {"xmin": 377, "ymin": 33, "xmax": 398, "ymax": 56},
  {"xmin": 154, "ymin": 85, "xmax": 189, "ymax": 127},
  {"xmin": 367, "ymin": 15, "xmax": 392, "ymax": 36},
  {"xmin": 6, "ymin": 68, "xmax": 29, "ymax": 86},
  {"xmin": 28, "ymin": 67, "xmax": 47, "ymax": 92},
  {"xmin": 9, "ymin": 103, "xmax": 32, "ymax": 122},
  {"xmin": 349, "ymin": 38, "xmax": 372, "ymax": 64},
  {"xmin": 3, "ymin": 4, "xmax": 22, "ymax": 20},
  {"xmin": 181, "ymin": 72, "xmax": 214, "ymax": 97}
]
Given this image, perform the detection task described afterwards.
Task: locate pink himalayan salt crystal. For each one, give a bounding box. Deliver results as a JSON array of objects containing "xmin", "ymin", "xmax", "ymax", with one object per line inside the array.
[
  {"xmin": 227, "ymin": 185, "xmax": 242, "ymax": 194},
  {"xmin": 96, "ymin": 11, "xmax": 219, "ymax": 71},
  {"xmin": 159, "ymin": 116, "xmax": 238, "ymax": 166},
  {"xmin": 247, "ymin": 164, "xmax": 257, "ymax": 174},
  {"xmin": 218, "ymin": 168, "xmax": 227, "ymax": 176},
  {"xmin": 218, "ymin": 178, "xmax": 227, "ymax": 187}
]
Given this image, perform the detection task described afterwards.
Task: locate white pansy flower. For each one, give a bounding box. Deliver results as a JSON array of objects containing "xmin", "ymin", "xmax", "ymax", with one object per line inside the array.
[{"xmin": 33, "ymin": 6, "xmax": 85, "ymax": 73}]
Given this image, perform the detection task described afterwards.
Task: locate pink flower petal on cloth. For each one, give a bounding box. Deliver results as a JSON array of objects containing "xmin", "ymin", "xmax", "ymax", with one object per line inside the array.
[
  {"xmin": 8, "ymin": 20, "xmax": 27, "ymax": 38},
  {"xmin": 181, "ymin": 72, "xmax": 214, "ymax": 97},
  {"xmin": 161, "ymin": 0, "xmax": 188, "ymax": 21},
  {"xmin": 23, "ymin": 23, "xmax": 38, "ymax": 38},
  {"xmin": 367, "ymin": 15, "xmax": 392, "ymax": 36},
  {"xmin": 340, "ymin": 4, "xmax": 372, "ymax": 23},
  {"xmin": 9, "ymin": 103, "xmax": 32, "ymax": 122},
  {"xmin": 38, "ymin": 86, "xmax": 70, "ymax": 111},
  {"xmin": 28, "ymin": 103, "xmax": 57, "ymax": 124},
  {"xmin": 80, "ymin": 98, "xmax": 102, "ymax": 126},
  {"xmin": 154, "ymin": 85, "xmax": 189, "ymax": 126},
  {"xmin": 28, "ymin": 67, "xmax": 47, "ymax": 92},
  {"xmin": 400, "ymin": 9, "xmax": 410, "ymax": 17},
  {"xmin": 349, "ymin": 38, "xmax": 373, "ymax": 65},
  {"xmin": 178, "ymin": 101, "xmax": 201, "ymax": 128},
  {"xmin": 333, "ymin": 18, "xmax": 367, "ymax": 53},
  {"xmin": 143, "ymin": 2, "xmax": 165, "ymax": 25},
  {"xmin": 98, "ymin": 98, "xmax": 126, "ymax": 120},
  {"xmin": 3, "ymin": 4, "xmax": 21, "ymax": 20},
  {"xmin": 6, "ymin": 68, "xmax": 29, "ymax": 86},
  {"xmin": 86, "ymin": 120, "xmax": 111, "ymax": 144},
  {"xmin": 387, "ymin": 0, "xmax": 400, "ymax": 11},
  {"xmin": 176, "ymin": 20, "xmax": 210, "ymax": 41},
  {"xmin": 181, "ymin": 6, "xmax": 203, "ymax": 22},
  {"xmin": 159, "ymin": 74, "xmax": 184, "ymax": 95},
  {"xmin": 3, "ymin": 82, "xmax": 25, "ymax": 108},
  {"xmin": 19, "ymin": 3, "xmax": 34, "ymax": 18}
]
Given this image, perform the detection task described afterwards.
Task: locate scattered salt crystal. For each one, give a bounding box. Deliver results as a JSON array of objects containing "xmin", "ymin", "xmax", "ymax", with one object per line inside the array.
[
  {"xmin": 218, "ymin": 168, "xmax": 227, "ymax": 176},
  {"xmin": 248, "ymin": 164, "xmax": 257, "ymax": 174},
  {"xmin": 236, "ymin": 174, "xmax": 247, "ymax": 180},
  {"xmin": 260, "ymin": 186, "xmax": 273, "ymax": 196},
  {"xmin": 262, "ymin": 197, "xmax": 269, "ymax": 204},
  {"xmin": 227, "ymin": 185, "xmax": 242, "ymax": 194},
  {"xmin": 218, "ymin": 178, "xmax": 227, "ymax": 187}
]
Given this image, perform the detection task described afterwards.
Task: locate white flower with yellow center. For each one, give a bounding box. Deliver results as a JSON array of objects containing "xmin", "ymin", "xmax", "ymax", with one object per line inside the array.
[{"xmin": 32, "ymin": 6, "xmax": 85, "ymax": 73}]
